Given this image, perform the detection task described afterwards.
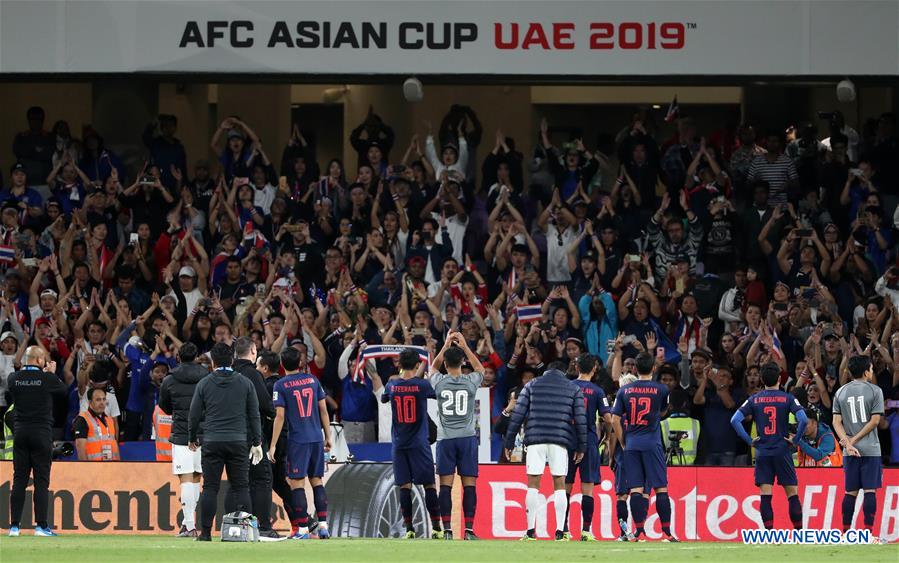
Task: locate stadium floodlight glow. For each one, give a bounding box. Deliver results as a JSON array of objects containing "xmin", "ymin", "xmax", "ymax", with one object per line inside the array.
[
  {"xmin": 836, "ymin": 78, "xmax": 856, "ymax": 103},
  {"xmin": 322, "ymin": 85, "xmax": 350, "ymax": 103},
  {"xmin": 403, "ymin": 77, "xmax": 424, "ymax": 102}
]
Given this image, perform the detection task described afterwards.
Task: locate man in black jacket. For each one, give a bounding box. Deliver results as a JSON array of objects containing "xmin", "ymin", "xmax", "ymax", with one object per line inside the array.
[
  {"xmin": 6, "ymin": 346, "xmax": 67, "ymax": 537},
  {"xmin": 159, "ymin": 343, "xmax": 208, "ymax": 537},
  {"xmin": 232, "ymin": 336, "xmax": 278, "ymax": 539},
  {"xmin": 504, "ymin": 360, "xmax": 587, "ymax": 541},
  {"xmin": 188, "ymin": 342, "xmax": 262, "ymax": 541}
]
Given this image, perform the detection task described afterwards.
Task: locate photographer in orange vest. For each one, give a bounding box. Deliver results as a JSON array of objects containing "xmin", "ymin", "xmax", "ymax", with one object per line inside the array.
[
  {"xmin": 73, "ymin": 388, "xmax": 120, "ymax": 461},
  {"xmin": 795, "ymin": 408, "xmax": 842, "ymax": 467},
  {"xmin": 153, "ymin": 405, "xmax": 173, "ymax": 461}
]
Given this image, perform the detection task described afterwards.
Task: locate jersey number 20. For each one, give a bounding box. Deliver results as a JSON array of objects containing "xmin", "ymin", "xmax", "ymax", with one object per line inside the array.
[{"xmin": 440, "ymin": 390, "xmax": 469, "ymax": 416}]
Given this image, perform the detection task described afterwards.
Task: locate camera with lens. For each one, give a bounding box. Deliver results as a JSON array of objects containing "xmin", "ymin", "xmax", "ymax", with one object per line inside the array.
[
  {"xmin": 732, "ymin": 289, "xmax": 744, "ymax": 310},
  {"xmin": 668, "ymin": 430, "xmax": 688, "ymax": 442},
  {"xmin": 52, "ymin": 441, "xmax": 75, "ymax": 460}
]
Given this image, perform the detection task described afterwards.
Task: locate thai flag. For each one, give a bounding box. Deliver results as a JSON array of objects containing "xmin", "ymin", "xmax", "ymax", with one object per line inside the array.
[
  {"xmin": 769, "ymin": 324, "xmax": 784, "ymax": 359},
  {"xmin": 664, "ymin": 96, "xmax": 679, "ymax": 123},
  {"xmin": 0, "ymin": 245, "xmax": 15, "ymax": 263},
  {"xmin": 515, "ymin": 305, "xmax": 542, "ymax": 323},
  {"xmin": 507, "ymin": 269, "xmax": 517, "ymax": 291},
  {"xmin": 352, "ymin": 345, "xmax": 430, "ymax": 384}
]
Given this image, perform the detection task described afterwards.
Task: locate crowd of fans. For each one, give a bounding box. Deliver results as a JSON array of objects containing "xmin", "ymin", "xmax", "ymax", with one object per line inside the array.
[{"xmin": 1, "ymin": 101, "xmax": 898, "ymax": 466}]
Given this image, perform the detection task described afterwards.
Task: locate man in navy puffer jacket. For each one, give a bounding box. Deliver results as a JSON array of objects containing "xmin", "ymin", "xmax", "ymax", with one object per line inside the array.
[{"xmin": 504, "ymin": 361, "xmax": 587, "ymax": 541}]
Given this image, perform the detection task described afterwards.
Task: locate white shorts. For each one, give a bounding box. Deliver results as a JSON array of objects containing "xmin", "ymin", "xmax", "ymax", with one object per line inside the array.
[
  {"xmin": 172, "ymin": 444, "xmax": 202, "ymax": 475},
  {"xmin": 525, "ymin": 443, "xmax": 568, "ymax": 476}
]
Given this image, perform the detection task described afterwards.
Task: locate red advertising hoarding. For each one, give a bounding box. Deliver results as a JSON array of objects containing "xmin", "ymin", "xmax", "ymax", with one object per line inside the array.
[{"xmin": 475, "ymin": 466, "xmax": 899, "ymax": 541}]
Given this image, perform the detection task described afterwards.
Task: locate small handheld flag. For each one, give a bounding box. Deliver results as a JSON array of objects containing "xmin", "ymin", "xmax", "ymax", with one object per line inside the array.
[
  {"xmin": 0, "ymin": 245, "xmax": 16, "ymax": 263},
  {"xmin": 515, "ymin": 304, "xmax": 543, "ymax": 323},
  {"xmin": 665, "ymin": 96, "xmax": 680, "ymax": 123}
]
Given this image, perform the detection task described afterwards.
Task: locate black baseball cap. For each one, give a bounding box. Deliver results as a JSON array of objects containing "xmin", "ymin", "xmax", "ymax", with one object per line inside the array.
[{"xmin": 10, "ymin": 162, "xmax": 26, "ymax": 175}]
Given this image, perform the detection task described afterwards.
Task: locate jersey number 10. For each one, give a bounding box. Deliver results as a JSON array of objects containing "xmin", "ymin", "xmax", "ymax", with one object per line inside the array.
[{"xmin": 394, "ymin": 396, "xmax": 417, "ymax": 423}]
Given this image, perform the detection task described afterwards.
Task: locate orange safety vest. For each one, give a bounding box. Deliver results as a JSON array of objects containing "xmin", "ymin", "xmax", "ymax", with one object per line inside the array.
[
  {"xmin": 78, "ymin": 410, "xmax": 120, "ymax": 461},
  {"xmin": 797, "ymin": 426, "xmax": 843, "ymax": 467},
  {"xmin": 153, "ymin": 405, "xmax": 173, "ymax": 461}
]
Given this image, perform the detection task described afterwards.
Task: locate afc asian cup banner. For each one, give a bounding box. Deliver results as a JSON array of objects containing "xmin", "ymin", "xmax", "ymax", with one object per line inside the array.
[
  {"xmin": 1, "ymin": 0, "xmax": 897, "ymax": 76},
  {"xmin": 476, "ymin": 466, "xmax": 899, "ymax": 541}
]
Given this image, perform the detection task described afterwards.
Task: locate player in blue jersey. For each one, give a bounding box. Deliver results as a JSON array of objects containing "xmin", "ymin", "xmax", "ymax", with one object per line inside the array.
[
  {"xmin": 611, "ymin": 352, "xmax": 678, "ymax": 542},
  {"xmin": 381, "ymin": 349, "xmax": 442, "ymax": 539},
  {"xmin": 730, "ymin": 362, "xmax": 808, "ymax": 530},
  {"xmin": 268, "ymin": 347, "xmax": 332, "ymax": 540},
  {"xmin": 562, "ymin": 354, "xmax": 612, "ymax": 541},
  {"xmin": 611, "ymin": 373, "xmax": 637, "ymax": 541}
]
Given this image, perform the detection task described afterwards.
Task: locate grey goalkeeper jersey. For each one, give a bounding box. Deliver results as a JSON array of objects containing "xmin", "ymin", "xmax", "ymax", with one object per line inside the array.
[
  {"xmin": 832, "ymin": 379, "xmax": 884, "ymax": 457},
  {"xmin": 431, "ymin": 371, "xmax": 483, "ymax": 440}
]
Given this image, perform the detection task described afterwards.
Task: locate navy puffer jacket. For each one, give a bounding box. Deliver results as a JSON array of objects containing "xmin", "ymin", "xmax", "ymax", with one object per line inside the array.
[{"xmin": 503, "ymin": 369, "xmax": 587, "ymax": 452}]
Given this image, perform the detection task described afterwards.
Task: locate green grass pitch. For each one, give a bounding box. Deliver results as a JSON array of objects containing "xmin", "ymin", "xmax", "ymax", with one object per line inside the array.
[{"xmin": 0, "ymin": 536, "xmax": 896, "ymax": 562}]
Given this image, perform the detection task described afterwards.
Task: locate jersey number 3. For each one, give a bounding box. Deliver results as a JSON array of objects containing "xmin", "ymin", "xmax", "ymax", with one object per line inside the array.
[
  {"xmin": 762, "ymin": 406, "xmax": 778, "ymax": 435},
  {"xmin": 440, "ymin": 390, "xmax": 469, "ymax": 416}
]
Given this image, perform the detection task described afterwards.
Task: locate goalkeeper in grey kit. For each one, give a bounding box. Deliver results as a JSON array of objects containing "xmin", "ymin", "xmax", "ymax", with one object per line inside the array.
[{"xmin": 430, "ymin": 332, "xmax": 484, "ymax": 540}]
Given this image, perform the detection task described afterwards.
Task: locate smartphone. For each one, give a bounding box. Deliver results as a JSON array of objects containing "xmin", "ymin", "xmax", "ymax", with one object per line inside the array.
[
  {"xmin": 21, "ymin": 258, "xmax": 37, "ymax": 267},
  {"xmin": 411, "ymin": 328, "xmax": 428, "ymax": 337},
  {"xmin": 795, "ymin": 229, "xmax": 813, "ymax": 237},
  {"xmin": 675, "ymin": 278, "xmax": 685, "ymax": 294},
  {"xmin": 849, "ymin": 168, "xmax": 863, "ymax": 177},
  {"xmin": 606, "ymin": 340, "xmax": 616, "ymax": 355},
  {"xmin": 621, "ymin": 334, "xmax": 637, "ymax": 346},
  {"xmin": 886, "ymin": 400, "xmax": 899, "ymax": 409},
  {"xmin": 656, "ymin": 346, "xmax": 665, "ymax": 361},
  {"xmin": 129, "ymin": 233, "xmax": 139, "ymax": 246},
  {"xmin": 772, "ymin": 302, "xmax": 789, "ymax": 312},
  {"xmin": 627, "ymin": 254, "xmax": 641, "ymax": 263}
]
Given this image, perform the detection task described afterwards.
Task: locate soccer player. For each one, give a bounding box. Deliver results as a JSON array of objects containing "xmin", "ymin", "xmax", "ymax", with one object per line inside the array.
[
  {"xmin": 612, "ymin": 373, "xmax": 638, "ymax": 541},
  {"xmin": 562, "ymin": 354, "xmax": 612, "ymax": 541},
  {"xmin": 832, "ymin": 356, "xmax": 885, "ymax": 538},
  {"xmin": 381, "ymin": 349, "xmax": 442, "ymax": 539},
  {"xmin": 504, "ymin": 360, "xmax": 587, "ymax": 541},
  {"xmin": 430, "ymin": 332, "xmax": 483, "ymax": 541},
  {"xmin": 730, "ymin": 362, "xmax": 808, "ymax": 530},
  {"xmin": 611, "ymin": 352, "xmax": 678, "ymax": 542},
  {"xmin": 268, "ymin": 347, "xmax": 332, "ymax": 540}
]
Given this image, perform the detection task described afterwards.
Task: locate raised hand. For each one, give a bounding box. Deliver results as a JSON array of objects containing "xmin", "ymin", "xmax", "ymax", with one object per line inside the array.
[{"xmin": 645, "ymin": 330, "xmax": 658, "ymax": 351}]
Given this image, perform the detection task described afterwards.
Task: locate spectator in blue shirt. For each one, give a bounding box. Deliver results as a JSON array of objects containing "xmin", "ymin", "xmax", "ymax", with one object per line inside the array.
[
  {"xmin": 79, "ymin": 129, "xmax": 124, "ymax": 184},
  {"xmin": 46, "ymin": 155, "xmax": 89, "ymax": 214},
  {"xmin": 863, "ymin": 205, "xmax": 892, "ymax": 274},
  {"xmin": 143, "ymin": 115, "xmax": 187, "ymax": 189},
  {"xmin": 0, "ymin": 163, "xmax": 44, "ymax": 224},
  {"xmin": 336, "ymin": 333, "xmax": 378, "ymax": 444},
  {"xmin": 693, "ymin": 364, "xmax": 745, "ymax": 466}
]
